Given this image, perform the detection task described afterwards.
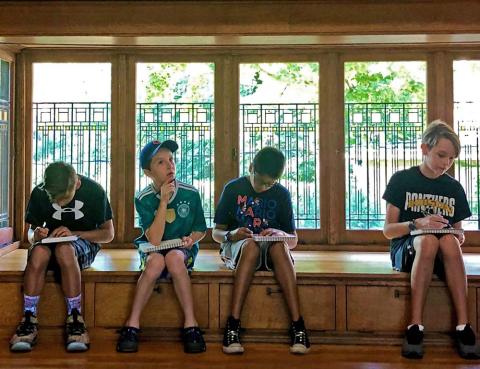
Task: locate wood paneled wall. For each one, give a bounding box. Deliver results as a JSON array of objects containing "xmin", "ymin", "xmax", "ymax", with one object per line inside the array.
[{"xmin": 1, "ymin": 1, "xmax": 480, "ymax": 38}]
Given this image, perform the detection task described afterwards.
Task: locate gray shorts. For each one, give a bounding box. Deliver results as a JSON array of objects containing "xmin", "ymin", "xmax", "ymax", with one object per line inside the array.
[{"xmin": 220, "ymin": 239, "xmax": 294, "ymax": 271}]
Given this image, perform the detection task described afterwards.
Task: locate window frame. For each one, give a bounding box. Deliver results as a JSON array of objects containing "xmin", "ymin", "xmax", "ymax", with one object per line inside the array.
[
  {"xmin": 11, "ymin": 47, "xmax": 480, "ymax": 248},
  {"xmin": 0, "ymin": 49, "xmax": 14, "ymax": 231}
]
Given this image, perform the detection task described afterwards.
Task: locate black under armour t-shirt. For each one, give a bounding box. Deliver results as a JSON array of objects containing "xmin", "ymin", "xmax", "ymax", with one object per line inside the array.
[{"xmin": 25, "ymin": 175, "xmax": 113, "ymax": 232}]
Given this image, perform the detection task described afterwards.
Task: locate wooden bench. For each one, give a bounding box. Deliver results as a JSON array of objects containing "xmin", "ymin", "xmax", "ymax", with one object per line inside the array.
[{"xmin": 1, "ymin": 248, "xmax": 480, "ymax": 344}]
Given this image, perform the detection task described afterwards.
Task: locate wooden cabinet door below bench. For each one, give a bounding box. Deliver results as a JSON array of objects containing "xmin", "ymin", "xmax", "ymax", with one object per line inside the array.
[
  {"xmin": 95, "ymin": 282, "xmax": 209, "ymax": 328},
  {"xmin": 346, "ymin": 285, "xmax": 467, "ymax": 332},
  {"xmin": 219, "ymin": 284, "xmax": 335, "ymax": 330}
]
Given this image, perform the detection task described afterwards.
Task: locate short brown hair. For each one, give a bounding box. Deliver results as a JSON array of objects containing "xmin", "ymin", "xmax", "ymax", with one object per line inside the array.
[
  {"xmin": 422, "ymin": 120, "xmax": 461, "ymax": 157},
  {"xmin": 253, "ymin": 147, "xmax": 286, "ymax": 179},
  {"xmin": 43, "ymin": 162, "xmax": 77, "ymax": 202}
]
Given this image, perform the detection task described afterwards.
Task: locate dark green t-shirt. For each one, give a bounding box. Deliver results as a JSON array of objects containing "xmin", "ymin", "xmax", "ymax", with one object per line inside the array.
[{"xmin": 134, "ymin": 180, "xmax": 207, "ymax": 263}]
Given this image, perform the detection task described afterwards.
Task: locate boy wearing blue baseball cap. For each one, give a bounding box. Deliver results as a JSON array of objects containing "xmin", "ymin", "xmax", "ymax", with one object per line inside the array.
[{"xmin": 117, "ymin": 140, "xmax": 207, "ymax": 354}]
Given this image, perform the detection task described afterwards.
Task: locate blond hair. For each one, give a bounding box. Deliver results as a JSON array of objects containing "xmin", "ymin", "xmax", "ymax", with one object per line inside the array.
[{"xmin": 422, "ymin": 120, "xmax": 461, "ymax": 157}]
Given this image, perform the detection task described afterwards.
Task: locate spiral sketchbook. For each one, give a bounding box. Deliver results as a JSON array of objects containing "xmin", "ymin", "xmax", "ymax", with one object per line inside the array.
[
  {"xmin": 252, "ymin": 235, "xmax": 296, "ymax": 242},
  {"xmin": 138, "ymin": 238, "xmax": 184, "ymax": 253},
  {"xmin": 35, "ymin": 235, "xmax": 78, "ymax": 245},
  {"xmin": 410, "ymin": 228, "xmax": 464, "ymax": 236}
]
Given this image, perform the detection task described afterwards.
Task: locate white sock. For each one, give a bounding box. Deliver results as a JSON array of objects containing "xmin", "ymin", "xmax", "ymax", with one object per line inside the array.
[
  {"xmin": 408, "ymin": 324, "xmax": 424, "ymax": 331},
  {"xmin": 456, "ymin": 324, "xmax": 467, "ymax": 331}
]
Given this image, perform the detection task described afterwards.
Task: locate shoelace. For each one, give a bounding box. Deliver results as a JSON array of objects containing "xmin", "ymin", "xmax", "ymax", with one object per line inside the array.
[
  {"xmin": 17, "ymin": 315, "xmax": 36, "ymax": 336},
  {"xmin": 226, "ymin": 328, "xmax": 240, "ymax": 344},
  {"xmin": 67, "ymin": 312, "xmax": 86, "ymax": 336},
  {"xmin": 291, "ymin": 323, "xmax": 309, "ymax": 345},
  {"xmin": 293, "ymin": 331, "xmax": 307, "ymax": 344},
  {"xmin": 120, "ymin": 327, "xmax": 138, "ymax": 342},
  {"xmin": 184, "ymin": 327, "xmax": 204, "ymax": 343}
]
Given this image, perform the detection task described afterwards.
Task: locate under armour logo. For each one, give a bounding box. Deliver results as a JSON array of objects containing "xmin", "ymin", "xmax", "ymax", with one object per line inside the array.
[{"xmin": 52, "ymin": 200, "xmax": 85, "ymax": 220}]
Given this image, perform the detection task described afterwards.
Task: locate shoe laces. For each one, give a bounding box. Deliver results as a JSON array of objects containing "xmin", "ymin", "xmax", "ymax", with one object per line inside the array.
[
  {"xmin": 66, "ymin": 309, "xmax": 86, "ymax": 336},
  {"xmin": 225, "ymin": 318, "xmax": 241, "ymax": 345},
  {"xmin": 16, "ymin": 312, "xmax": 37, "ymax": 336},
  {"xmin": 457, "ymin": 324, "xmax": 476, "ymax": 346},
  {"xmin": 290, "ymin": 318, "xmax": 309, "ymax": 346},
  {"xmin": 183, "ymin": 327, "xmax": 204, "ymax": 343},
  {"xmin": 119, "ymin": 327, "xmax": 140, "ymax": 342}
]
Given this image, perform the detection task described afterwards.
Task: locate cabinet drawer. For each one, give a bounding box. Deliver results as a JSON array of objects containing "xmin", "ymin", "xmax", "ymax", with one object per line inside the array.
[
  {"xmin": 220, "ymin": 284, "xmax": 335, "ymax": 330},
  {"xmin": 347, "ymin": 285, "xmax": 456, "ymax": 332},
  {"xmin": 0, "ymin": 283, "xmax": 67, "ymax": 327},
  {"xmin": 95, "ymin": 282, "xmax": 209, "ymax": 328}
]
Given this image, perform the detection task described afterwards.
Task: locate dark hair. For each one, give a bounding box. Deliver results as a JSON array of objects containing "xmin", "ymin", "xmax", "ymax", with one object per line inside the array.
[
  {"xmin": 252, "ymin": 147, "xmax": 286, "ymax": 179},
  {"xmin": 43, "ymin": 162, "xmax": 77, "ymax": 202},
  {"xmin": 422, "ymin": 120, "xmax": 461, "ymax": 157}
]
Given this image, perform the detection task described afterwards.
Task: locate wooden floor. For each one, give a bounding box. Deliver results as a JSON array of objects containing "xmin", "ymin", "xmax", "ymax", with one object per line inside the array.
[{"xmin": 0, "ymin": 330, "xmax": 479, "ymax": 369}]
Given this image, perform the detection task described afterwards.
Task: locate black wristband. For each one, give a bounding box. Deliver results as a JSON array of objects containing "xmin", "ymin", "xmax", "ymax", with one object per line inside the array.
[{"xmin": 408, "ymin": 220, "xmax": 417, "ymax": 231}]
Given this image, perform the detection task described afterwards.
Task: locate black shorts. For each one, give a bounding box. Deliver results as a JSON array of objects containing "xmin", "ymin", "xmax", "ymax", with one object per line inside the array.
[{"xmin": 391, "ymin": 235, "xmax": 446, "ymax": 280}]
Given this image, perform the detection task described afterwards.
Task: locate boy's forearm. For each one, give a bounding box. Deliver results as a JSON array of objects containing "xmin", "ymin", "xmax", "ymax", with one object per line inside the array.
[
  {"xmin": 383, "ymin": 222, "xmax": 410, "ymax": 239},
  {"xmin": 190, "ymin": 231, "xmax": 206, "ymax": 244},
  {"xmin": 146, "ymin": 200, "xmax": 168, "ymax": 245},
  {"xmin": 212, "ymin": 227, "xmax": 228, "ymax": 244},
  {"xmin": 76, "ymin": 227, "xmax": 114, "ymax": 244}
]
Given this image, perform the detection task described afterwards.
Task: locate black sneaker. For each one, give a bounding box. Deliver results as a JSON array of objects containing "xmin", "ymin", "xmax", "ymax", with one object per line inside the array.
[
  {"xmin": 455, "ymin": 324, "xmax": 480, "ymax": 359},
  {"xmin": 222, "ymin": 316, "xmax": 244, "ymax": 354},
  {"xmin": 401, "ymin": 324, "xmax": 424, "ymax": 359},
  {"xmin": 65, "ymin": 308, "xmax": 90, "ymax": 352},
  {"xmin": 289, "ymin": 316, "xmax": 310, "ymax": 354},
  {"xmin": 9, "ymin": 311, "xmax": 39, "ymax": 352},
  {"xmin": 116, "ymin": 326, "xmax": 140, "ymax": 353},
  {"xmin": 181, "ymin": 326, "xmax": 206, "ymax": 353}
]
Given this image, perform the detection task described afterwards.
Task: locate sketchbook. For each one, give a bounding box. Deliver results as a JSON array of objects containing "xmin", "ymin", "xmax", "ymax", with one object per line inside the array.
[
  {"xmin": 252, "ymin": 235, "xmax": 296, "ymax": 242},
  {"xmin": 138, "ymin": 238, "xmax": 184, "ymax": 253},
  {"xmin": 36, "ymin": 235, "xmax": 79, "ymax": 244},
  {"xmin": 410, "ymin": 228, "xmax": 464, "ymax": 236}
]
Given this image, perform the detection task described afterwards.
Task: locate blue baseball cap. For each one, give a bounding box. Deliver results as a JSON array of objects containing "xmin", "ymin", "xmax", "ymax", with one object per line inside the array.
[{"xmin": 140, "ymin": 140, "xmax": 178, "ymax": 169}]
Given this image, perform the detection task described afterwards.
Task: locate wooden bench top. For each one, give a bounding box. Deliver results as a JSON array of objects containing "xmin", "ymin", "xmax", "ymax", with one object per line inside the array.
[{"xmin": 2, "ymin": 248, "xmax": 480, "ymax": 281}]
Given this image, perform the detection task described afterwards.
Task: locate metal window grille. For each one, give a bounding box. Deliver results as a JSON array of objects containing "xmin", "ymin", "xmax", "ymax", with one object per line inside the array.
[
  {"xmin": 345, "ymin": 102, "xmax": 426, "ymax": 229},
  {"xmin": 32, "ymin": 102, "xmax": 111, "ymax": 194},
  {"xmin": 239, "ymin": 103, "xmax": 320, "ymax": 229}
]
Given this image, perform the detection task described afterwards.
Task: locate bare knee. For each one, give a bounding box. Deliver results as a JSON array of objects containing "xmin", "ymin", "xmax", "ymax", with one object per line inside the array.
[
  {"xmin": 27, "ymin": 246, "xmax": 51, "ymax": 272},
  {"xmin": 439, "ymin": 235, "xmax": 462, "ymax": 260},
  {"xmin": 54, "ymin": 243, "xmax": 77, "ymax": 268},
  {"xmin": 414, "ymin": 235, "xmax": 439, "ymax": 262},
  {"xmin": 240, "ymin": 240, "xmax": 260, "ymax": 261},
  {"xmin": 268, "ymin": 241, "xmax": 289, "ymax": 257},
  {"xmin": 143, "ymin": 253, "xmax": 165, "ymax": 280},
  {"xmin": 165, "ymin": 251, "xmax": 187, "ymax": 277}
]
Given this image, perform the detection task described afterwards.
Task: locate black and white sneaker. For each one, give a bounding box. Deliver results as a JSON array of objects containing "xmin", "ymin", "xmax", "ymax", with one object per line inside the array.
[
  {"xmin": 222, "ymin": 316, "xmax": 244, "ymax": 354},
  {"xmin": 455, "ymin": 324, "xmax": 480, "ymax": 359},
  {"xmin": 402, "ymin": 324, "xmax": 424, "ymax": 359},
  {"xmin": 289, "ymin": 316, "xmax": 310, "ymax": 354}
]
